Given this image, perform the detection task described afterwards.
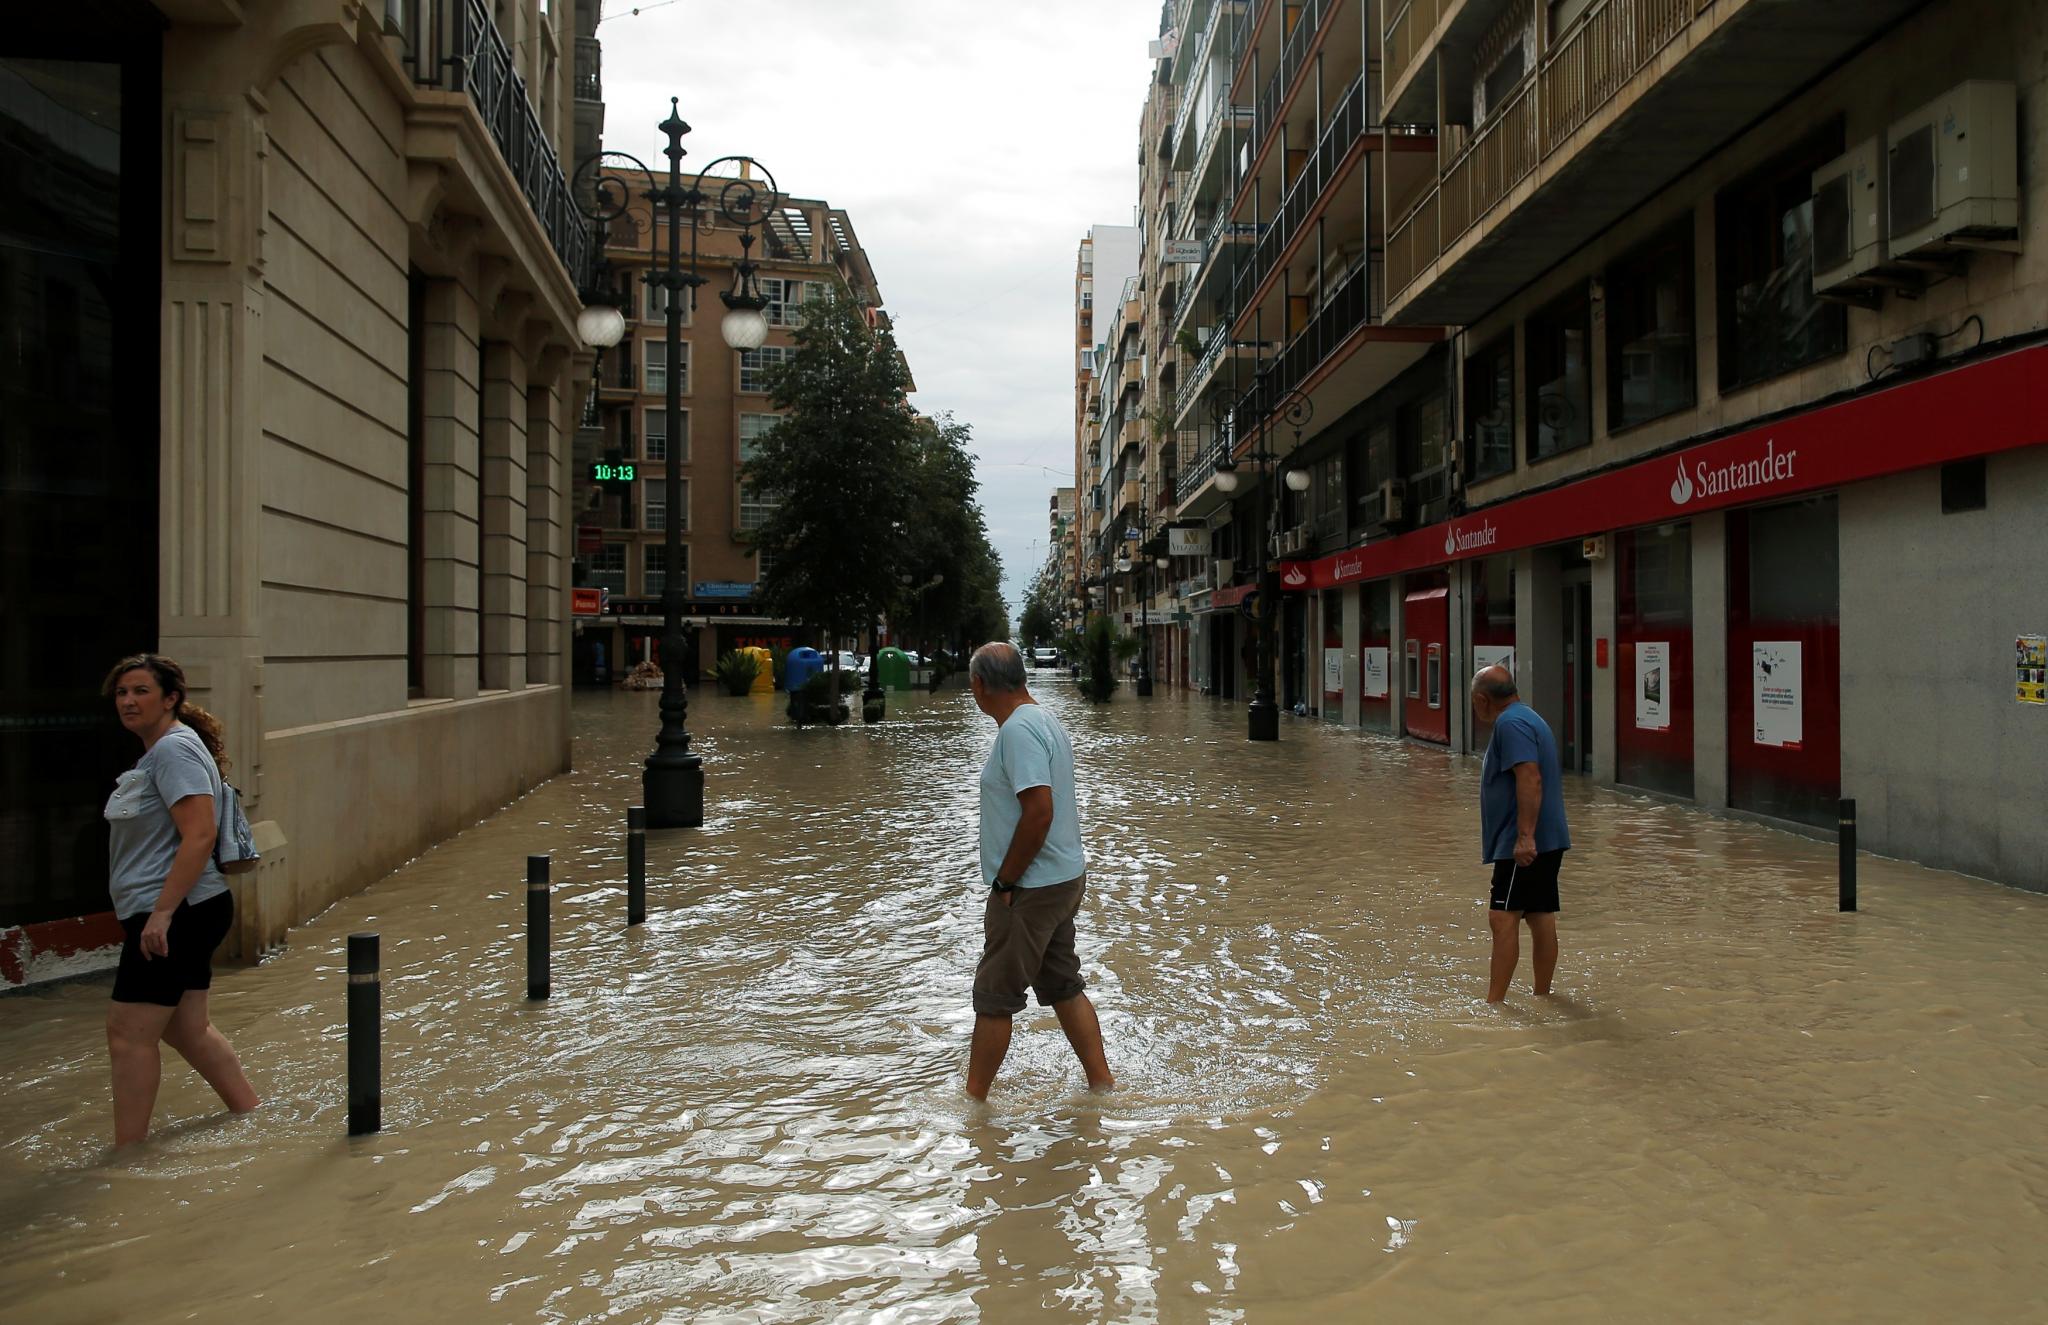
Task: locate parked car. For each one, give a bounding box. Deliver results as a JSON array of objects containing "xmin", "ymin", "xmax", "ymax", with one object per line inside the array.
[
  {"xmin": 1029, "ymin": 647, "xmax": 1060, "ymax": 668},
  {"xmin": 832, "ymin": 650, "xmax": 865, "ymax": 674}
]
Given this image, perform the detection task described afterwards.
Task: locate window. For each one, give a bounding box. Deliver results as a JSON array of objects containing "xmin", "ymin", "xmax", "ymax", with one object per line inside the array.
[
  {"xmin": 643, "ymin": 278, "xmax": 687, "ymax": 324},
  {"xmin": 755, "ymin": 545, "xmax": 777, "ymax": 579},
  {"xmin": 739, "ymin": 485, "xmax": 778, "ymax": 531},
  {"xmin": 1082, "ymin": 290, "xmax": 1094, "ymax": 310},
  {"xmin": 643, "ymin": 407, "xmax": 686, "ymax": 464},
  {"xmin": 1716, "ymin": 126, "xmax": 1846, "ymax": 392},
  {"xmin": 642, "ymin": 542, "xmax": 685, "ymax": 596},
  {"xmin": 738, "ymin": 413, "xmax": 781, "ymax": 465},
  {"xmin": 643, "ymin": 481, "xmax": 687, "ymax": 532},
  {"xmin": 590, "ymin": 541, "xmax": 627, "ymax": 592},
  {"xmin": 1312, "ymin": 452, "xmax": 1344, "ymax": 541},
  {"xmin": 761, "ymin": 277, "xmax": 807, "ymax": 326},
  {"xmin": 1405, "ymin": 639, "xmax": 1421, "ymax": 698},
  {"xmin": 1526, "ymin": 286, "xmax": 1591, "ymax": 462},
  {"xmin": 1479, "ymin": 35, "xmax": 1528, "ymax": 123},
  {"xmin": 610, "ymin": 267, "xmax": 636, "ymax": 321},
  {"xmin": 643, "ymin": 340, "xmax": 664, "ymax": 394},
  {"xmin": 1464, "ymin": 335, "xmax": 1515, "ymax": 482},
  {"xmin": 739, "ymin": 345, "xmax": 792, "ymax": 394},
  {"xmin": 1607, "ymin": 223, "xmax": 1695, "ymax": 430}
]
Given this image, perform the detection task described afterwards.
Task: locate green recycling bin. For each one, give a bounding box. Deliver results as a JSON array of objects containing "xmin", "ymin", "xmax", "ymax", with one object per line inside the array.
[{"xmin": 875, "ymin": 646, "xmax": 912, "ymax": 692}]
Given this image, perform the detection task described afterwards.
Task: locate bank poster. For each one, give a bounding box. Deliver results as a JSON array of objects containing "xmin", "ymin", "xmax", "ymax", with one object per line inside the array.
[
  {"xmin": 1753, "ymin": 641, "xmax": 1803, "ymax": 748},
  {"xmin": 2019, "ymin": 634, "xmax": 2047, "ymax": 704},
  {"xmin": 1361, "ymin": 647, "xmax": 1390, "ymax": 698},
  {"xmin": 1473, "ymin": 644, "xmax": 1514, "ymax": 678},
  {"xmin": 1635, "ymin": 641, "xmax": 1670, "ymax": 730},
  {"xmin": 1323, "ymin": 648, "xmax": 1345, "ymax": 694}
]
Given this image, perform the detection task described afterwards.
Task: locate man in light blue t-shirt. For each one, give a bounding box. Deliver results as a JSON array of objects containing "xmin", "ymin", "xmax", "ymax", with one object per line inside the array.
[{"xmin": 964, "ymin": 642, "xmax": 1113, "ymax": 1101}]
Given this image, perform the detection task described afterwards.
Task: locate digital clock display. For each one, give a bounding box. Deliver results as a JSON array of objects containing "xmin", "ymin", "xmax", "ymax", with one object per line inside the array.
[{"xmin": 590, "ymin": 462, "xmax": 637, "ymax": 483}]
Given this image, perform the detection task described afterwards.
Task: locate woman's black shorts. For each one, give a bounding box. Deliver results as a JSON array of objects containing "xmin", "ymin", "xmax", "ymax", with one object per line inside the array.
[{"xmin": 111, "ymin": 892, "xmax": 235, "ymax": 1007}]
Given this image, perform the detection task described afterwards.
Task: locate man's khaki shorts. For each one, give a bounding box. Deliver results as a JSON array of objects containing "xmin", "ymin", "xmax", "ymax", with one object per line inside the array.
[{"xmin": 972, "ymin": 876, "xmax": 1086, "ymax": 1016}]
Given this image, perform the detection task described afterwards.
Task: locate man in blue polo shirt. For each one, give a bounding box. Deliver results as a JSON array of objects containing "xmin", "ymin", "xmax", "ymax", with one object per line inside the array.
[{"xmin": 1471, "ymin": 664, "xmax": 1571, "ymax": 1003}]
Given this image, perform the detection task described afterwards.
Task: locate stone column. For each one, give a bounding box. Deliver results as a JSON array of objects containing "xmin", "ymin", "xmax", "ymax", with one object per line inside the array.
[
  {"xmin": 479, "ymin": 341, "xmax": 528, "ymax": 691},
  {"xmin": 419, "ymin": 278, "xmax": 482, "ymax": 699},
  {"xmin": 1341, "ymin": 583, "xmax": 1362, "ymax": 726},
  {"xmin": 1691, "ymin": 511, "xmax": 1729, "ymax": 807},
  {"xmin": 1390, "ymin": 575, "xmax": 1408, "ymax": 739},
  {"xmin": 1447, "ymin": 560, "xmax": 1471, "ymax": 753},
  {"xmin": 1521, "ymin": 546, "xmax": 1566, "ymax": 735},
  {"xmin": 526, "ymin": 349, "xmax": 570, "ymax": 685}
]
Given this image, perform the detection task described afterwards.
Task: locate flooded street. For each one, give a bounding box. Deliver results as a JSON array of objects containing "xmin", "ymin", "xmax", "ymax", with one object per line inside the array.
[{"xmin": 2, "ymin": 680, "xmax": 2045, "ymax": 1323}]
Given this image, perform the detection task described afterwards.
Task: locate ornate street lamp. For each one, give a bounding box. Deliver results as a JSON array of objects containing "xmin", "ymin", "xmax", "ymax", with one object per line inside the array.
[
  {"xmin": 1209, "ymin": 378, "xmax": 1312, "ymax": 741},
  {"xmin": 574, "ymin": 101, "xmax": 781, "ymax": 829}
]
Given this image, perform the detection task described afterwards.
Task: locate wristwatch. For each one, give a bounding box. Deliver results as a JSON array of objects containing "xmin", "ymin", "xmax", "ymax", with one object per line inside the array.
[{"xmin": 991, "ymin": 877, "xmax": 1017, "ymax": 893}]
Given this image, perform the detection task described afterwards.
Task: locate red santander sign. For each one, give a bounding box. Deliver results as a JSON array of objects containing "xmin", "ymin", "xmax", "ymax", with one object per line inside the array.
[{"xmin": 1284, "ymin": 343, "xmax": 2045, "ymax": 591}]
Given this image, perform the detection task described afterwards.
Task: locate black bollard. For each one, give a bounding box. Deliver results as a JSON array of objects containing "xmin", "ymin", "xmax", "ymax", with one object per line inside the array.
[
  {"xmin": 347, "ymin": 932, "xmax": 380, "ymax": 1135},
  {"xmin": 527, "ymin": 854, "xmax": 551, "ymax": 999},
  {"xmin": 627, "ymin": 806, "xmax": 647, "ymax": 927},
  {"xmin": 1838, "ymin": 798, "xmax": 1857, "ymax": 912}
]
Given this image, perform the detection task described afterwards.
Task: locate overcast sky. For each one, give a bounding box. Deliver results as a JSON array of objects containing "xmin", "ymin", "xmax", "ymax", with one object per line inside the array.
[{"xmin": 601, "ymin": 0, "xmax": 1163, "ymax": 624}]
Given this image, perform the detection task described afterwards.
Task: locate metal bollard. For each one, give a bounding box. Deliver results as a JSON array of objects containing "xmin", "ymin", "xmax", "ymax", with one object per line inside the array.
[
  {"xmin": 527, "ymin": 854, "xmax": 551, "ymax": 1000},
  {"xmin": 627, "ymin": 806, "xmax": 647, "ymax": 927},
  {"xmin": 347, "ymin": 932, "xmax": 380, "ymax": 1135},
  {"xmin": 1838, "ymin": 798, "xmax": 1857, "ymax": 913}
]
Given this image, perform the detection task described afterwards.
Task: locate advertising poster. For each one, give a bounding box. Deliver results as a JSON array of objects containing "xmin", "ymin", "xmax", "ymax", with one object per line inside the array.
[
  {"xmin": 1473, "ymin": 644, "xmax": 1514, "ymax": 678},
  {"xmin": 1752, "ymin": 641, "xmax": 1803, "ymax": 748},
  {"xmin": 1361, "ymin": 647, "xmax": 1390, "ymax": 699},
  {"xmin": 1635, "ymin": 641, "xmax": 1670, "ymax": 730},
  {"xmin": 2017, "ymin": 634, "xmax": 2047, "ymax": 705},
  {"xmin": 1323, "ymin": 648, "xmax": 1345, "ymax": 694}
]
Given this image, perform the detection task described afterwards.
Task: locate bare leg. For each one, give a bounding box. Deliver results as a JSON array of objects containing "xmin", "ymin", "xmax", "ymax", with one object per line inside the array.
[
  {"xmin": 106, "ymin": 1002, "xmax": 176, "ymax": 1146},
  {"xmin": 966, "ymin": 1014, "xmax": 1013, "ymax": 1101},
  {"xmin": 1526, "ymin": 913, "xmax": 1559, "ymax": 995},
  {"xmin": 161, "ymin": 992, "xmax": 259, "ymax": 1114},
  {"xmin": 1052, "ymin": 993, "xmax": 1114, "ymax": 1091},
  {"xmin": 1485, "ymin": 910, "xmax": 1522, "ymax": 1004}
]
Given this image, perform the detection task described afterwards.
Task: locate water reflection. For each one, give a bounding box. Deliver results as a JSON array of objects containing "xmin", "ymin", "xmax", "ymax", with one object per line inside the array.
[{"xmin": 2, "ymin": 681, "xmax": 2046, "ymax": 1321}]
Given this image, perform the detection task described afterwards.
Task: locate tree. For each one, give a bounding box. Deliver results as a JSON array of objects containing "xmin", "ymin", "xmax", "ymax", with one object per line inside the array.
[
  {"xmin": 745, "ymin": 289, "xmax": 919, "ymax": 669},
  {"xmin": 892, "ymin": 413, "xmax": 1009, "ymax": 659},
  {"xmin": 1017, "ymin": 555, "xmax": 1061, "ymax": 648}
]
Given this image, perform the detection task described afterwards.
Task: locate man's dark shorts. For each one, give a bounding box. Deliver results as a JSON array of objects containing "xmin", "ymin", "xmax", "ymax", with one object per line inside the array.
[
  {"xmin": 973, "ymin": 877, "xmax": 1086, "ymax": 1016},
  {"xmin": 1488, "ymin": 850, "xmax": 1563, "ymax": 914}
]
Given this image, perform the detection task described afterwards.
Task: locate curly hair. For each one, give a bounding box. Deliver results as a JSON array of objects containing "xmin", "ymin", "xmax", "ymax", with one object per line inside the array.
[{"xmin": 101, "ymin": 652, "xmax": 230, "ymax": 773}]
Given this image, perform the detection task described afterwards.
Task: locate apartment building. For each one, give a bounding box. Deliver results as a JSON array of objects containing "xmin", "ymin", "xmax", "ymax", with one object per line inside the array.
[
  {"xmin": 1251, "ymin": 0, "xmax": 2043, "ymax": 889},
  {"xmin": 2, "ymin": 1, "xmax": 604, "ymax": 987},
  {"xmin": 1073, "ymin": 224, "xmax": 1138, "ymax": 628},
  {"xmin": 568, "ymin": 197, "xmax": 890, "ymax": 682}
]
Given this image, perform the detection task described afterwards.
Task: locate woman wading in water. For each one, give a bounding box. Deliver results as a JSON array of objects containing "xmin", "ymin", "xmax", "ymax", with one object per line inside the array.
[{"xmin": 101, "ymin": 653, "xmax": 259, "ymax": 1145}]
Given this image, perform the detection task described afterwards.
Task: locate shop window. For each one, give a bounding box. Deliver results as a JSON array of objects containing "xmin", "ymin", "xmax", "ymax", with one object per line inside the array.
[
  {"xmin": 1465, "ymin": 335, "xmax": 1515, "ymax": 483},
  {"xmin": 1616, "ymin": 524, "xmax": 1695, "ymax": 798},
  {"xmin": 1727, "ymin": 497, "xmax": 1841, "ymax": 828},
  {"xmin": 1716, "ymin": 125, "xmax": 1846, "ymax": 392},
  {"xmin": 1360, "ymin": 583, "xmax": 1394, "ymax": 734},
  {"xmin": 1313, "ymin": 453, "xmax": 1344, "ymax": 542},
  {"xmin": 1607, "ymin": 223, "xmax": 1695, "ymax": 430},
  {"xmin": 1526, "ymin": 285, "xmax": 1591, "ymax": 462}
]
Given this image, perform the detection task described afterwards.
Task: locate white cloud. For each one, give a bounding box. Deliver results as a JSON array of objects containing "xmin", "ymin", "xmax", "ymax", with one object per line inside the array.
[{"xmin": 600, "ymin": 0, "xmax": 1162, "ymax": 622}]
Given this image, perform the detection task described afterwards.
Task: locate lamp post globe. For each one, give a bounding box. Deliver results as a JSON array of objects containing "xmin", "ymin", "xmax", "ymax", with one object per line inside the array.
[
  {"xmin": 1285, "ymin": 468, "xmax": 1312, "ymax": 492},
  {"xmin": 720, "ymin": 306, "xmax": 770, "ymax": 351},
  {"xmin": 577, "ymin": 303, "xmax": 627, "ymax": 349},
  {"xmin": 1213, "ymin": 468, "xmax": 1239, "ymax": 493}
]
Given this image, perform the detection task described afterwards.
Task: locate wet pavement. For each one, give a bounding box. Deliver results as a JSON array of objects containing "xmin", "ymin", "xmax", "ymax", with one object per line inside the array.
[{"xmin": 2, "ymin": 679, "xmax": 2045, "ymax": 1322}]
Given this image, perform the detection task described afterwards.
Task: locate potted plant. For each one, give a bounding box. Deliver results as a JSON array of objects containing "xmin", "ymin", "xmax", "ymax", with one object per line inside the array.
[
  {"xmin": 790, "ymin": 668, "xmax": 850, "ymax": 726},
  {"xmin": 714, "ymin": 650, "xmax": 761, "ymax": 697},
  {"xmin": 1078, "ymin": 617, "xmax": 1138, "ymax": 703}
]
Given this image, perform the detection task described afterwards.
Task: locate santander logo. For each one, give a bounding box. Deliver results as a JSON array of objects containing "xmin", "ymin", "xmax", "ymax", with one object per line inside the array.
[
  {"xmin": 1671, "ymin": 438, "xmax": 1797, "ymax": 508},
  {"xmin": 1281, "ymin": 565, "xmax": 1308, "ymax": 588},
  {"xmin": 1443, "ymin": 520, "xmax": 1498, "ymax": 557}
]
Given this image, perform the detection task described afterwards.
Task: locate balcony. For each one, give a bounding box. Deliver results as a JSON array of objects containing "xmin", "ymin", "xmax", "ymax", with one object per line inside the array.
[
  {"xmin": 1171, "ymin": 0, "xmax": 1244, "ymax": 163},
  {"xmin": 1247, "ymin": 0, "xmax": 1340, "ymax": 168},
  {"xmin": 404, "ymin": 0, "xmax": 591, "ymax": 288},
  {"xmin": 1234, "ymin": 73, "xmax": 1366, "ymax": 319},
  {"xmin": 1170, "ymin": 205, "xmax": 1260, "ymax": 343},
  {"xmin": 1385, "ymin": 0, "xmax": 1928, "ymax": 325},
  {"xmin": 1172, "ymin": 323, "xmax": 1257, "ymax": 426},
  {"xmin": 1174, "ymin": 432, "xmax": 1236, "ymax": 516},
  {"xmin": 574, "ymin": 36, "xmax": 601, "ymax": 103}
]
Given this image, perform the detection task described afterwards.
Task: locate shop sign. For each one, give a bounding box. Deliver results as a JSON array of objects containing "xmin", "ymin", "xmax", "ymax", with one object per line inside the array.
[
  {"xmin": 1277, "ymin": 343, "xmax": 2046, "ymax": 593},
  {"xmin": 571, "ymin": 587, "xmax": 606, "ymax": 617},
  {"xmin": 1165, "ymin": 239, "xmax": 1204, "ymax": 263},
  {"xmin": 1361, "ymin": 647, "xmax": 1390, "ymax": 698},
  {"xmin": 1168, "ymin": 527, "xmax": 1211, "ymax": 556},
  {"xmin": 1753, "ymin": 642, "xmax": 1803, "ymax": 748},
  {"xmin": 694, "ymin": 581, "xmax": 756, "ymax": 600},
  {"xmin": 2018, "ymin": 634, "xmax": 2047, "ymax": 705},
  {"xmin": 1634, "ymin": 641, "xmax": 1670, "ymax": 730}
]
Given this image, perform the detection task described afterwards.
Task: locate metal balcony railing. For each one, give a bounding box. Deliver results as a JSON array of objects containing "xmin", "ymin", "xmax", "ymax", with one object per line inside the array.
[
  {"xmin": 1227, "ymin": 257, "xmax": 1381, "ymax": 444},
  {"xmin": 1382, "ymin": 0, "xmax": 1443, "ymax": 107},
  {"xmin": 1171, "ymin": 0, "xmax": 1231, "ymax": 155},
  {"xmin": 404, "ymin": 0, "xmax": 590, "ymax": 289},
  {"xmin": 1236, "ymin": 73, "xmax": 1365, "ymax": 310},
  {"xmin": 1175, "ymin": 432, "xmax": 1235, "ymax": 506},
  {"xmin": 1233, "ymin": 0, "xmax": 1270, "ymax": 67},
  {"xmin": 1249, "ymin": 0, "xmax": 1335, "ymax": 167},
  {"xmin": 1387, "ymin": 0, "xmax": 1703, "ymax": 302},
  {"xmin": 574, "ymin": 36, "xmax": 601, "ymax": 102}
]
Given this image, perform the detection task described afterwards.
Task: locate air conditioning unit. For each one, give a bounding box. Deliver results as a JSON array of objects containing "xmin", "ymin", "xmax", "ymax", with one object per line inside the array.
[
  {"xmin": 1212, "ymin": 558, "xmax": 1234, "ymax": 588},
  {"xmin": 1811, "ymin": 137, "xmax": 1886, "ymax": 294},
  {"xmin": 1278, "ymin": 528, "xmax": 1308, "ymax": 557},
  {"xmin": 1366, "ymin": 478, "xmax": 1407, "ymax": 530},
  {"xmin": 1886, "ymin": 80, "xmax": 2019, "ymax": 259}
]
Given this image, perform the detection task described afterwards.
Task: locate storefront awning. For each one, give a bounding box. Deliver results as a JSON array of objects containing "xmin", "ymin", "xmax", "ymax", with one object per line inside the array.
[{"xmin": 1279, "ymin": 342, "xmax": 2045, "ymax": 592}]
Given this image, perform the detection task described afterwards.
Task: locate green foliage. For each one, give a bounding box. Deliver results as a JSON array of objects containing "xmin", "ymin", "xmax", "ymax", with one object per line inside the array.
[
  {"xmin": 714, "ymin": 650, "xmax": 761, "ymax": 696},
  {"xmin": 746, "ymin": 288, "xmax": 920, "ymax": 652},
  {"xmin": 892, "ymin": 413, "xmax": 1009, "ymax": 658},
  {"xmin": 769, "ymin": 645, "xmax": 789, "ymax": 690},
  {"xmin": 1078, "ymin": 616, "xmax": 1135, "ymax": 703},
  {"xmin": 1018, "ymin": 553, "xmax": 1062, "ymax": 649}
]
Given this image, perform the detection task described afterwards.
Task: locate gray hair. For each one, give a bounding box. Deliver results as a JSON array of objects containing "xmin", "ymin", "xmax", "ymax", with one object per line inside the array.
[
  {"xmin": 969, "ymin": 642, "xmax": 1027, "ymax": 693},
  {"xmin": 1472, "ymin": 665, "xmax": 1518, "ymax": 702}
]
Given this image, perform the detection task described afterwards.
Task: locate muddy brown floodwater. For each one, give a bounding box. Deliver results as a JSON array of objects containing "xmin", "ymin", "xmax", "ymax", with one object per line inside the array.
[{"xmin": 2, "ymin": 681, "xmax": 2046, "ymax": 1323}]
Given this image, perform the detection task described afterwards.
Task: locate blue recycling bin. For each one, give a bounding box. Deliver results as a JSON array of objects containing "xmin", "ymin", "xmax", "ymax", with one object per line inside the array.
[{"xmin": 784, "ymin": 647, "xmax": 825, "ymax": 694}]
